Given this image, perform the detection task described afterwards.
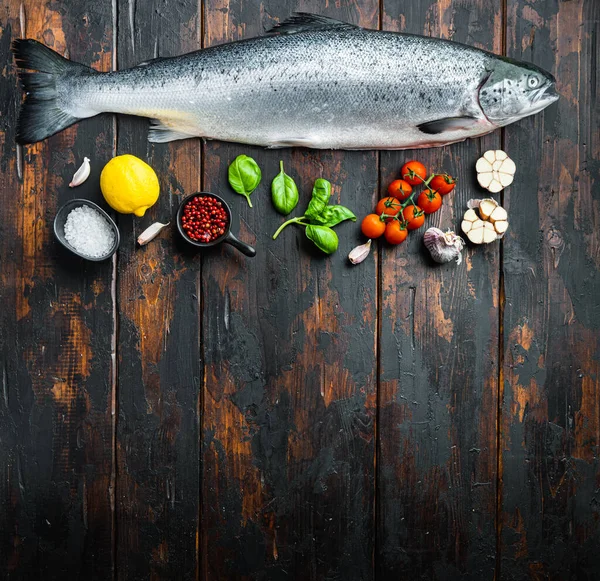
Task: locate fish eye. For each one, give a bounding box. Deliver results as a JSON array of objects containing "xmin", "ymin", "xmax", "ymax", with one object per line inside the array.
[{"xmin": 527, "ymin": 75, "xmax": 540, "ymax": 89}]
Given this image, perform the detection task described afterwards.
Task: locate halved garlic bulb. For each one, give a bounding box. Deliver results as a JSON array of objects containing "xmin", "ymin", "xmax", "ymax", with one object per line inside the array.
[
  {"xmin": 462, "ymin": 198, "xmax": 509, "ymax": 243},
  {"xmin": 475, "ymin": 150, "xmax": 516, "ymax": 193}
]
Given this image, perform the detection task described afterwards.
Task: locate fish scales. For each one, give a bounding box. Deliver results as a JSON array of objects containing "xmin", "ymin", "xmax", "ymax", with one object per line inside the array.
[{"xmin": 71, "ymin": 31, "xmax": 489, "ymax": 148}]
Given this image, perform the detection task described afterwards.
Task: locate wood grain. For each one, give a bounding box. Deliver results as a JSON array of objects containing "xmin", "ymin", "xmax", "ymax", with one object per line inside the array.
[
  {"xmin": 200, "ymin": 2, "xmax": 379, "ymax": 579},
  {"xmin": 0, "ymin": 1, "xmax": 115, "ymax": 578},
  {"xmin": 501, "ymin": 1, "xmax": 600, "ymax": 578},
  {"xmin": 377, "ymin": 1, "xmax": 502, "ymax": 578},
  {"xmin": 114, "ymin": 0, "xmax": 202, "ymax": 579}
]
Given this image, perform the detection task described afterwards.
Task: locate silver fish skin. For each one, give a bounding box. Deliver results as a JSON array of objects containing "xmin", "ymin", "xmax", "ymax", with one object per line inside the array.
[{"xmin": 13, "ymin": 13, "xmax": 558, "ymax": 149}]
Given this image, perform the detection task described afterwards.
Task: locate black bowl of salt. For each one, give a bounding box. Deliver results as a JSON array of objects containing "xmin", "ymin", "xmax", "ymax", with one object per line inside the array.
[{"xmin": 54, "ymin": 199, "xmax": 120, "ymax": 261}]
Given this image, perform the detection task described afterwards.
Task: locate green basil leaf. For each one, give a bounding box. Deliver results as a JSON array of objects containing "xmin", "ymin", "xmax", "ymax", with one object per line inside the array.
[
  {"xmin": 271, "ymin": 161, "xmax": 299, "ymax": 215},
  {"xmin": 305, "ymin": 225, "xmax": 339, "ymax": 254},
  {"xmin": 228, "ymin": 155, "xmax": 262, "ymax": 207},
  {"xmin": 305, "ymin": 178, "xmax": 332, "ymax": 220},
  {"xmin": 311, "ymin": 205, "xmax": 356, "ymax": 227}
]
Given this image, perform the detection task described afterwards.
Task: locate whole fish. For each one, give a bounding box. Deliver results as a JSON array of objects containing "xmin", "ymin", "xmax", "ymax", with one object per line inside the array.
[{"xmin": 13, "ymin": 13, "xmax": 558, "ymax": 149}]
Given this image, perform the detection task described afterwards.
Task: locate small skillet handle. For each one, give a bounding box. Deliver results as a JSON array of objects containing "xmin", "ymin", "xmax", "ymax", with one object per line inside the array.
[{"xmin": 223, "ymin": 231, "xmax": 256, "ymax": 257}]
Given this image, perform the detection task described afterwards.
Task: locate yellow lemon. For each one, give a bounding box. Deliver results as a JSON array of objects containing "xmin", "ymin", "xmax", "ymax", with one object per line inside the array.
[{"xmin": 100, "ymin": 154, "xmax": 160, "ymax": 217}]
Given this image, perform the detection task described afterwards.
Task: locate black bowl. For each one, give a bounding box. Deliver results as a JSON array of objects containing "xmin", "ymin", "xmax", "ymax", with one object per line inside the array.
[
  {"xmin": 53, "ymin": 199, "xmax": 120, "ymax": 261},
  {"xmin": 176, "ymin": 193, "xmax": 256, "ymax": 257}
]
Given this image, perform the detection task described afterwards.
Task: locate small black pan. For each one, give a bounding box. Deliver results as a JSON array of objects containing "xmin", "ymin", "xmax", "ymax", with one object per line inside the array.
[
  {"xmin": 176, "ymin": 193, "xmax": 256, "ymax": 257},
  {"xmin": 54, "ymin": 199, "xmax": 120, "ymax": 261}
]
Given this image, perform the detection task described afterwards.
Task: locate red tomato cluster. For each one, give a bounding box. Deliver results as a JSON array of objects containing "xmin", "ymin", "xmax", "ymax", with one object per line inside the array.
[{"xmin": 360, "ymin": 160, "xmax": 456, "ymax": 245}]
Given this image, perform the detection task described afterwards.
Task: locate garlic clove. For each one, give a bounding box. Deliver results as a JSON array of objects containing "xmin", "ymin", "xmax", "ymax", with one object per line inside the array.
[
  {"xmin": 489, "ymin": 206, "xmax": 508, "ymax": 223},
  {"xmin": 69, "ymin": 157, "xmax": 91, "ymax": 187},
  {"xmin": 482, "ymin": 222, "xmax": 498, "ymax": 243},
  {"xmin": 464, "ymin": 208, "xmax": 478, "ymax": 221},
  {"xmin": 476, "ymin": 157, "xmax": 493, "ymax": 173},
  {"xmin": 495, "ymin": 150, "xmax": 508, "ymax": 161},
  {"xmin": 348, "ymin": 239, "xmax": 372, "ymax": 264},
  {"xmin": 488, "ymin": 179, "xmax": 504, "ymax": 193},
  {"xmin": 479, "ymin": 198, "xmax": 498, "ymax": 220},
  {"xmin": 501, "ymin": 157, "xmax": 516, "ymax": 174},
  {"xmin": 477, "ymin": 172, "xmax": 494, "ymax": 189},
  {"xmin": 483, "ymin": 150, "xmax": 496, "ymax": 164},
  {"xmin": 461, "ymin": 209, "xmax": 481, "ymax": 235},
  {"xmin": 498, "ymin": 172, "xmax": 514, "ymax": 187},
  {"xmin": 494, "ymin": 220, "xmax": 509, "ymax": 235},
  {"xmin": 137, "ymin": 221, "xmax": 170, "ymax": 246}
]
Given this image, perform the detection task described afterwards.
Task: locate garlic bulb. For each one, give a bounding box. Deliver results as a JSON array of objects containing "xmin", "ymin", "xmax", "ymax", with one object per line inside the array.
[
  {"xmin": 475, "ymin": 150, "xmax": 516, "ymax": 193},
  {"xmin": 69, "ymin": 157, "xmax": 91, "ymax": 187},
  {"xmin": 462, "ymin": 199, "xmax": 509, "ymax": 243},
  {"xmin": 423, "ymin": 228, "xmax": 465, "ymax": 264},
  {"xmin": 137, "ymin": 222, "xmax": 170, "ymax": 246},
  {"xmin": 348, "ymin": 239, "xmax": 372, "ymax": 264}
]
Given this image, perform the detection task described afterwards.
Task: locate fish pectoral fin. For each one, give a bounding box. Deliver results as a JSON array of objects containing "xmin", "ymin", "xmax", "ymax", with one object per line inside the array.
[
  {"xmin": 417, "ymin": 116, "xmax": 480, "ymax": 135},
  {"xmin": 266, "ymin": 12, "xmax": 359, "ymax": 35},
  {"xmin": 148, "ymin": 119, "xmax": 197, "ymax": 143},
  {"xmin": 266, "ymin": 136, "xmax": 321, "ymax": 149}
]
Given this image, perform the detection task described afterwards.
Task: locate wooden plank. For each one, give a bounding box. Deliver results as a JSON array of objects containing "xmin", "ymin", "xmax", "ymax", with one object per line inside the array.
[
  {"xmin": 377, "ymin": 1, "xmax": 502, "ymax": 578},
  {"xmin": 0, "ymin": 1, "xmax": 115, "ymax": 578},
  {"xmin": 501, "ymin": 1, "xmax": 600, "ymax": 578},
  {"xmin": 114, "ymin": 0, "xmax": 202, "ymax": 578},
  {"xmin": 201, "ymin": 2, "xmax": 379, "ymax": 578}
]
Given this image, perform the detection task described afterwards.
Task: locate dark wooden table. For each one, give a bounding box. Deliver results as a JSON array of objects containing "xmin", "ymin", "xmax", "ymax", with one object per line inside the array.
[{"xmin": 1, "ymin": 1, "xmax": 598, "ymax": 579}]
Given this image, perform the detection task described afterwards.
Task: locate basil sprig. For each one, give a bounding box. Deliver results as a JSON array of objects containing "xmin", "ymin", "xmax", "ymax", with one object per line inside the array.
[
  {"xmin": 228, "ymin": 155, "xmax": 261, "ymax": 207},
  {"xmin": 272, "ymin": 178, "xmax": 355, "ymax": 255},
  {"xmin": 271, "ymin": 161, "xmax": 299, "ymax": 215}
]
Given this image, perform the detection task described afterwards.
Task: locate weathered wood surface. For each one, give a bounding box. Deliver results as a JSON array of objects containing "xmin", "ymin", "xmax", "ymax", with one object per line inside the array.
[
  {"xmin": 0, "ymin": 0, "xmax": 598, "ymax": 580},
  {"xmin": 0, "ymin": 1, "xmax": 115, "ymax": 579},
  {"xmin": 377, "ymin": 1, "xmax": 502, "ymax": 578},
  {"xmin": 115, "ymin": 1, "xmax": 201, "ymax": 579},
  {"xmin": 500, "ymin": 1, "xmax": 600, "ymax": 579},
  {"xmin": 201, "ymin": 3, "xmax": 378, "ymax": 578}
]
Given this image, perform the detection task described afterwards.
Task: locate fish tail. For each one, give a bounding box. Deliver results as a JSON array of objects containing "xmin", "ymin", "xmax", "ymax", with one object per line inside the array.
[{"xmin": 12, "ymin": 39, "xmax": 93, "ymax": 144}]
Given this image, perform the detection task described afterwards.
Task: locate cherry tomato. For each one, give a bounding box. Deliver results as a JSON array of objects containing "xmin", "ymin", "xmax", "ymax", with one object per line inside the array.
[
  {"xmin": 375, "ymin": 197, "xmax": 402, "ymax": 221},
  {"xmin": 417, "ymin": 189, "xmax": 443, "ymax": 214},
  {"xmin": 401, "ymin": 160, "xmax": 427, "ymax": 185},
  {"xmin": 429, "ymin": 173, "xmax": 456, "ymax": 195},
  {"xmin": 361, "ymin": 214, "xmax": 386, "ymax": 238},
  {"xmin": 387, "ymin": 179, "xmax": 413, "ymax": 201},
  {"xmin": 402, "ymin": 204, "xmax": 425, "ymax": 230},
  {"xmin": 384, "ymin": 220, "xmax": 409, "ymax": 245}
]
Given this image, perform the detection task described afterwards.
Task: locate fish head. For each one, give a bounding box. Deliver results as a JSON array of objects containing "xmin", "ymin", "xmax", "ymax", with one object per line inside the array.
[{"xmin": 479, "ymin": 58, "xmax": 558, "ymax": 126}]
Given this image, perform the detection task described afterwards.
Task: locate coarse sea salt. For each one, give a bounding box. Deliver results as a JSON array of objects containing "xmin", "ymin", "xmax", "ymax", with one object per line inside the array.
[{"xmin": 64, "ymin": 205, "xmax": 115, "ymax": 258}]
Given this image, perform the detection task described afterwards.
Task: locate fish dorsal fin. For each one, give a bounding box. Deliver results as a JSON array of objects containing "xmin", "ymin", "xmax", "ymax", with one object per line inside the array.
[
  {"xmin": 266, "ymin": 13, "xmax": 358, "ymax": 35},
  {"xmin": 138, "ymin": 56, "xmax": 168, "ymax": 67}
]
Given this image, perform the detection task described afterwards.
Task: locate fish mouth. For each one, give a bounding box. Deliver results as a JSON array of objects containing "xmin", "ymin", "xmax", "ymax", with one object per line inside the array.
[
  {"xmin": 531, "ymin": 82, "xmax": 559, "ymax": 105},
  {"xmin": 525, "ymin": 82, "xmax": 559, "ymax": 116}
]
